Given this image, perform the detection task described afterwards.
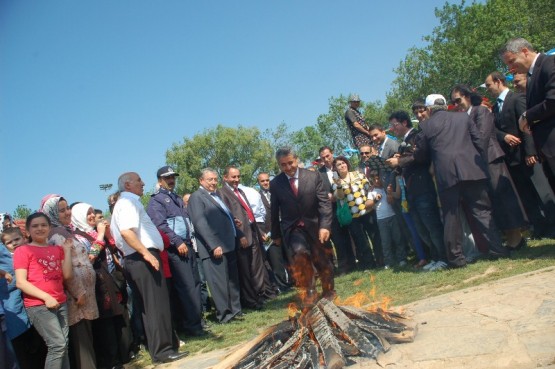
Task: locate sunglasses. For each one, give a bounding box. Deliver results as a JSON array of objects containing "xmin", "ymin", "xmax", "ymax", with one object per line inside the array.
[{"xmin": 452, "ymin": 97, "xmax": 462, "ymax": 105}]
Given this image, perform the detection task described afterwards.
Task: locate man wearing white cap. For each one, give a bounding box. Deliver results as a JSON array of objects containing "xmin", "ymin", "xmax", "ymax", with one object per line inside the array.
[{"xmin": 413, "ymin": 95, "xmax": 510, "ymax": 268}]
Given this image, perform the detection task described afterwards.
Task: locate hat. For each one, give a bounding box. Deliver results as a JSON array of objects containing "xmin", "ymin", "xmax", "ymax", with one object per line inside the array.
[
  {"xmin": 425, "ymin": 94, "xmax": 447, "ymax": 107},
  {"xmin": 157, "ymin": 166, "xmax": 179, "ymax": 178},
  {"xmin": 348, "ymin": 94, "xmax": 361, "ymax": 102}
]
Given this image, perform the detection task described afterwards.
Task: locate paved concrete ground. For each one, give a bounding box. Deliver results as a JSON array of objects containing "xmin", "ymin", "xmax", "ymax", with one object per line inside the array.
[{"xmin": 143, "ymin": 266, "xmax": 555, "ymax": 369}]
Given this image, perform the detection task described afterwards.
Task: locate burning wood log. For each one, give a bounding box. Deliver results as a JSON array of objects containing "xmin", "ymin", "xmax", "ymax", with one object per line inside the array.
[
  {"xmin": 318, "ymin": 298, "xmax": 382, "ymax": 359},
  {"xmin": 215, "ymin": 299, "xmax": 417, "ymax": 369},
  {"xmin": 307, "ymin": 306, "xmax": 346, "ymax": 369}
]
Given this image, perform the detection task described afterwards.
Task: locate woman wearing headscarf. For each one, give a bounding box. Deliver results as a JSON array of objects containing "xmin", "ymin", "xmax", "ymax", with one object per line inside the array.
[
  {"xmin": 40, "ymin": 195, "xmax": 98, "ymax": 369},
  {"xmin": 71, "ymin": 203, "xmax": 129, "ymax": 369}
]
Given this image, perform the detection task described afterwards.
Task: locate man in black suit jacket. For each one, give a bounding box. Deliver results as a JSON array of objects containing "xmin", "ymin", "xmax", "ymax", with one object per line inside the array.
[
  {"xmin": 257, "ymin": 172, "xmax": 290, "ymax": 290},
  {"xmin": 318, "ymin": 146, "xmax": 356, "ymax": 272},
  {"xmin": 188, "ymin": 168, "xmax": 244, "ymax": 323},
  {"xmin": 486, "ymin": 71, "xmax": 555, "ymax": 237},
  {"xmin": 501, "ymin": 38, "xmax": 555, "ymax": 184},
  {"xmin": 414, "ymin": 95, "xmax": 509, "ymax": 267},
  {"xmin": 271, "ymin": 147, "xmax": 335, "ymax": 301},
  {"xmin": 218, "ymin": 166, "xmax": 274, "ymax": 310},
  {"xmin": 385, "ymin": 110, "xmax": 447, "ymax": 268}
]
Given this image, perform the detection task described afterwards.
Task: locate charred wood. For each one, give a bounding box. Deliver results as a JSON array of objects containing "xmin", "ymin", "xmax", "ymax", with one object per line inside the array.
[
  {"xmin": 307, "ymin": 306, "xmax": 346, "ymax": 369},
  {"xmin": 318, "ymin": 298, "xmax": 382, "ymax": 359}
]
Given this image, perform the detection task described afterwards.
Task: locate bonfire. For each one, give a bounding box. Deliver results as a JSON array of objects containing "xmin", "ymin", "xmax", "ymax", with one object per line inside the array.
[{"xmin": 214, "ymin": 276, "xmax": 418, "ymax": 369}]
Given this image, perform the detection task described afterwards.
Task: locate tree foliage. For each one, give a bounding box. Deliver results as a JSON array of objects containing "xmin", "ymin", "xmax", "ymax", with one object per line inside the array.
[
  {"xmin": 166, "ymin": 125, "xmax": 276, "ymax": 195},
  {"xmin": 12, "ymin": 204, "xmax": 32, "ymax": 220},
  {"xmin": 388, "ymin": 0, "xmax": 555, "ymax": 108}
]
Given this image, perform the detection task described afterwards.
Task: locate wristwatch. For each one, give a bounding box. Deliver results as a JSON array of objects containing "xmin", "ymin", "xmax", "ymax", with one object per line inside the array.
[{"xmin": 521, "ymin": 111, "xmax": 527, "ymax": 119}]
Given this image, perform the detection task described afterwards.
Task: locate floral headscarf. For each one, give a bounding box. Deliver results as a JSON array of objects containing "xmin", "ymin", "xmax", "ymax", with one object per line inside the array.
[
  {"xmin": 40, "ymin": 194, "xmax": 64, "ymax": 228},
  {"xmin": 71, "ymin": 203, "xmax": 95, "ymax": 233}
]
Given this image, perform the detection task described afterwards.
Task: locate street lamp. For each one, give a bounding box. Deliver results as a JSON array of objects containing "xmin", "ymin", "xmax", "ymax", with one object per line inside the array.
[{"xmin": 99, "ymin": 184, "xmax": 113, "ymax": 192}]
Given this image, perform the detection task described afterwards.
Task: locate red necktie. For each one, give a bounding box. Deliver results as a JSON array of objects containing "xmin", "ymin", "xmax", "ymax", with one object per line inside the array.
[
  {"xmin": 289, "ymin": 177, "xmax": 298, "ymax": 196},
  {"xmin": 234, "ymin": 188, "xmax": 255, "ymax": 223}
]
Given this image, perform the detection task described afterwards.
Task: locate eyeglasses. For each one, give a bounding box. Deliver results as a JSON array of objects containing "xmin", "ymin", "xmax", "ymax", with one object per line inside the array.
[
  {"xmin": 452, "ymin": 97, "xmax": 462, "ymax": 105},
  {"xmin": 360, "ymin": 151, "xmax": 371, "ymax": 155}
]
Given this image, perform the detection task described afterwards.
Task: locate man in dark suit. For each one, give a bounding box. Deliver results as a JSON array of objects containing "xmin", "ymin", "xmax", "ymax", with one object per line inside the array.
[
  {"xmin": 501, "ymin": 38, "xmax": 555, "ymax": 184},
  {"xmin": 218, "ymin": 166, "xmax": 274, "ymax": 310},
  {"xmin": 413, "ymin": 95, "xmax": 509, "ymax": 267},
  {"xmin": 271, "ymin": 147, "xmax": 335, "ymax": 302},
  {"xmin": 257, "ymin": 172, "xmax": 290, "ymax": 290},
  {"xmin": 188, "ymin": 168, "xmax": 244, "ymax": 323},
  {"xmin": 368, "ymin": 124, "xmax": 399, "ymax": 159},
  {"xmin": 451, "ymin": 84, "xmax": 527, "ymax": 251},
  {"xmin": 318, "ymin": 146, "xmax": 355, "ymax": 273},
  {"xmin": 385, "ymin": 110, "xmax": 447, "ymax": 270},
  {"xmin": 485, "ymin": 71, "xmax": 555, "ymax": 237}
]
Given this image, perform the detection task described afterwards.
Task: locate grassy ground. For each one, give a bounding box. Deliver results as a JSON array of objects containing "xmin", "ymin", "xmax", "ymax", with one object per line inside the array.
[{"xmin": 130, "ymin": 238, "xmax": 555, "ymax": 366}]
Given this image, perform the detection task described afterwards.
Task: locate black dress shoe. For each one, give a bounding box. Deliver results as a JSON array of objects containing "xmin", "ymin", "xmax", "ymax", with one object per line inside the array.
[
  {"xmin": 183, "ymin": 329, "xmax": 208, "ymax": 337},
  {"xmin": 506, "ymin": 237, "xmax": 527, "ymax": 251},
  {"xmin": 156, "ymin": 351, "xmax": 189, "ymax": 363}
]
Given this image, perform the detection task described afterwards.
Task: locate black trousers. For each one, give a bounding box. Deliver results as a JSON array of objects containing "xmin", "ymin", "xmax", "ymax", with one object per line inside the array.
[
  {"xmin": 439, "ymin": 180, "xmax": 507, "ymax": 267},
  {"xmin": 508, "ymin": 162, "xmax": 555, "ymax": 233},
  {"xmin": 286, "ymin": 227, "xmax": 335, "ymax": 294},
  {"xmin": 330, "ymin": 205, "xmax": 356, "ymax": 273},
  {"xmin": 202, "ymin": 251, "xmax": 242, "ymax": 323},
  {"xmin": 266, "ymin": 243, "xmax": 290, "ymax": 289},
  {"xmin": 11, "ymin": 326, "xmax": 47, "ymax": 369},
  {"xmin": 166, "ymin": 244, "xmax": 203, "ymax": 332},
  {"xmin": 124, "ymin": 250, "xmax": 174, "ymax": 362}
]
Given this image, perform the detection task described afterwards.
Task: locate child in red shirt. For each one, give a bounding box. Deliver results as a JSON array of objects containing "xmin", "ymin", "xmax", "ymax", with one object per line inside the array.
[{"xmin": 13, "ymin": 213, "xmax": 72, "ymax": 369}]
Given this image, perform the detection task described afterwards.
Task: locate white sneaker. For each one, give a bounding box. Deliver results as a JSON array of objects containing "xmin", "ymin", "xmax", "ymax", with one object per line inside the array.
[
  {"xmin": 398, "ymin": 261, "xmax": 407, "ymax": 267},
  {"xmin": 422, "ymin": 260, "xmax": 437, "ymax": 270},
  {"xmin": 429, "ymin": 261, "xmax": 448, "ymax": 271}
]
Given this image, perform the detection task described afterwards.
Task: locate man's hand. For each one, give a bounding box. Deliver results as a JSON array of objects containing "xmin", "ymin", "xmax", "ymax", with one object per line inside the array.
[
  {"xmin": 273, "ymin": 238, "xmax": 282, "ymax": 246},
  {"xmin": 234, "ymin": 218, "xmax": 243, "ymax": 227},
  {"xmin": 504, "ymin": 134, "xmax": 522, "ymax": 147},
  {"xmin": 213, "ymin": 246, "xmax": 223, "ymax": 259},
  {"xmin": 143, "ymin": 251, "xmax": 160, "ymax": 271},
  {"xmin": 239, "ymin": 237, "xmax": 249, "ymax": 248},
  {"xmin": 261, "ymin": 233, "xmax": 268, "ymax": 242},
  {"xmin": 176, "ymin": 243, "xmax": 189, "ymax": 256},
  {"xmin": 319, "ymin": 229, "xmax": 330, "ymax": 243},
  {"xmin": 385, "ymin": 157, "xmax": 399, "ymax": 167},
  {"xmin": 519, "ymin": 115, "xmax": 531, "ymax": 134},
  {"xmin": 525, "ymin": 155, "xmax": 538, "ymax": 166}
]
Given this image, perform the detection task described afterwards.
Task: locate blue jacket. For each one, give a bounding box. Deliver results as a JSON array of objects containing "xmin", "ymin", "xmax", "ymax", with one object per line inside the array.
[
  {"xmin": 147, "ymin": 188, "xmax": 192, "ymax": 247},
  {"xmin": 0, "ymin": 245, "xmax": 31, "ymax": 339}
]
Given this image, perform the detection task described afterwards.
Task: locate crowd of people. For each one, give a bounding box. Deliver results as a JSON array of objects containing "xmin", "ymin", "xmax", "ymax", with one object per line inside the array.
[{"xmin": 0, "ymin": 37, "xmax": 554, "ymax": 369}]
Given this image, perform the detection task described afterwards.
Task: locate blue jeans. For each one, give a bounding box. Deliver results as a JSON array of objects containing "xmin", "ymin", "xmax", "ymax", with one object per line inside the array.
[
  {"xmin": 377, "ymin": 215, "xmax": 406, "ymax": 266},
  {"xmin": 408, "ymin": 192, "xmax": 446, "ymax": 262},
  {"xmin": 27, "ymin": 303, "xmax": 70, "ymax": 369}
]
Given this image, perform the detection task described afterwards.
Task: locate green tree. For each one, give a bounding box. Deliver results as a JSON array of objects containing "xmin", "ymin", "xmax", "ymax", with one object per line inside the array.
[
  {"xmin": 166, "ymin": 125, "xmax": 275, "ymax": 195},
  {"xmin": 12, "ymin": 205, "xmax": 32, "ymax": 220},
  {"xmin": 388, "ymin": 0, "xmax": 555, "ymax": 107}
]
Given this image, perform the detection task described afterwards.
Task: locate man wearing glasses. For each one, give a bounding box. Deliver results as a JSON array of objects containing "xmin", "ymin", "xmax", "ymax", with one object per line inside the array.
[{"xmin": 385, "ymin": 110, "xmax": 448, "ymax": 271}]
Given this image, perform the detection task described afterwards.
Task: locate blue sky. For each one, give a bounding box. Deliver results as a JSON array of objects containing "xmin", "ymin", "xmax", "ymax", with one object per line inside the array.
[{"xmin": 1, "ymin": 0, "xmax": 455, "ymax": 215}]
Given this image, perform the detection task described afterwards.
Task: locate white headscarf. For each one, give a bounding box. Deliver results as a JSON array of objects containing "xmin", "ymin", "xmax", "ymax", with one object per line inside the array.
[{"xmin": 71, "ymin": 203, "xmax": 95, "ymax": 233}]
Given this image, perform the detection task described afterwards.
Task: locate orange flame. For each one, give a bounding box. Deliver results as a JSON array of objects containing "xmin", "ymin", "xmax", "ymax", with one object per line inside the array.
[
  {"xmin": 288, "ymin": 302, "xmax": 299, "ymax": 319},
  {"xmin": 334, "ymin": 274, "xmax": 395, "ymax": 316}
]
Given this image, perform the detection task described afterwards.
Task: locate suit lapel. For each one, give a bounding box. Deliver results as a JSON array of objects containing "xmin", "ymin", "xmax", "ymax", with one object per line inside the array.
[{"xmin": 204, "ymin": 188, "xmax": 230, "ymax": 216}]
